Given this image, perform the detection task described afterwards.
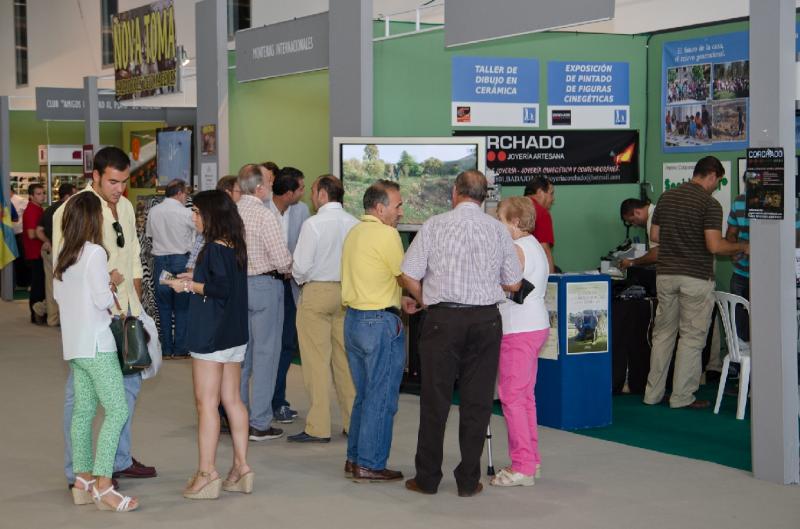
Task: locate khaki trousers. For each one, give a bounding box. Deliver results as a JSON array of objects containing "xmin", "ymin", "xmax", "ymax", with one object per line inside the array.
[
  {"xmin": 41, "ymin": 246, "xmax": 59, "ymax": 326},
  {"xmin": 296, "ymin": 282, "xmax": 356, "ymax": 438},
  {"xmin": 643, "ymin": 274, "xmax": 715, "ymax": 408}
]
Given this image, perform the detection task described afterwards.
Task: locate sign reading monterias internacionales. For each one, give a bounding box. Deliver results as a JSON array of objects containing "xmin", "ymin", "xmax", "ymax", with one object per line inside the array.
[{"xmin": 111, "ymin": 0, "xmax": 177, "ymax": 101}]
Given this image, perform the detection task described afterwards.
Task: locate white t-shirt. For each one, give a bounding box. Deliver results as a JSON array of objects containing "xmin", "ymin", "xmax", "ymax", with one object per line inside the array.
[
  {"xmin": 54, "ymin": 242, "xmax": 117, "ymax": 360},
  {"xmin": 499, "ymin": 235, "xmax": 550, "ymax": 334}
]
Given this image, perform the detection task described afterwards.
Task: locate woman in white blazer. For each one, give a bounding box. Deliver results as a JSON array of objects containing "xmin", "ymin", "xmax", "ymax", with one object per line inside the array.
[{"xmin": 53, "ymin": 192, "xmax": 138, "ymax": 513}]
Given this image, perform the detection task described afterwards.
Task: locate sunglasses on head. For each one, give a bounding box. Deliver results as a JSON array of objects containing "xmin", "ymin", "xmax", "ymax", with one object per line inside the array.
[{"xmin": 112, "ymin": 221, "xmax": 125, "ymax": 248}]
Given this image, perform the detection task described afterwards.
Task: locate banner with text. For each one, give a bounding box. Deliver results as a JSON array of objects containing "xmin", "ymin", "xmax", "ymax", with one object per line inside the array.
[
  {"xmin": 111, "ymin": 0, "xmax": 177, "ymax": 101},
  {"xmin": 451, "ymin": 56, "xmax": 539, "ymax": 128},
  {"xmin": 662, "ymin": 31, "xmax": 748, "ymax": 153},
  {"xmin": 547, "ymin": 61, "xmax": 629, "ymax": 129},
  {"xmin": 456, "ymin": 130, "xmax": 638, "ymax": 186},
  {"xmin": 235, "ymin": 12, "xmax": 329, "ymax": 82},
  {"xmin": 662, "ymin": 161, "xmax": 731, "ymax": 222}
]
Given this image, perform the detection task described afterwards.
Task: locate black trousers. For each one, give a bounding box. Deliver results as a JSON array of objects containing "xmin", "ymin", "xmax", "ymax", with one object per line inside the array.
[
  {"xmin": 26, "ymin": 258, "xmax": 45, "ymax": 319},
  {"xmin": 414, "ymin": 304, "xmax": 502, "ymax": 493}
]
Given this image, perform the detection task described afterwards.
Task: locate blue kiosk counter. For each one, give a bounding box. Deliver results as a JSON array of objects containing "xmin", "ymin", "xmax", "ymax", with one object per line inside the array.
[{"xmin": 535, "ymin": 273, "xmax": 612, "ymax": 430}]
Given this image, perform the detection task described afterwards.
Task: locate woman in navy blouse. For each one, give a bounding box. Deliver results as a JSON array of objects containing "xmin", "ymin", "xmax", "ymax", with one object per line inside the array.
[{"xmin": 166, "ymin": 189, "xmax": 251, "ymax": 500}]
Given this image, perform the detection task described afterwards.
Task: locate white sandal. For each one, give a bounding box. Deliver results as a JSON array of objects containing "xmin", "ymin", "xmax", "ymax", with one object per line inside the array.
[
  {"xmin": 71, "ymin": 476, "xmax": 95, "ymax": 505},
  {"xmin": 490, "ymin": 468, "xmax": 535, "ymax": 487},
  {"xmin": 92, "ymin": 484, "xmax": 138, "ymax": 512}
]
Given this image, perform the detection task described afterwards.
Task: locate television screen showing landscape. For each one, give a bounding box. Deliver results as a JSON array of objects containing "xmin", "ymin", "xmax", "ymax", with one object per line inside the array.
[{"xmin": 340, "ymin": 143, "xmax": 478, "ymax": 226}]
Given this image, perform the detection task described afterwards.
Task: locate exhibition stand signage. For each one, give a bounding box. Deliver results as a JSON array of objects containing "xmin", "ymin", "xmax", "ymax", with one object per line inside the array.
[
  {"xmin": 35, "ymin": 87, "xmax": 166, "ymax": 122},
  {"xmin": 745, "ymin": 147, "xmax": 785, "ymax": 220},
  {"xmin": 451, "ymin": 56, "xmax": 539, "ymax": 128},
  {"xmin": 235, "ymin": 12, "xmax": 329, "ymax": 82},
  {"xmin": 457, "ymin": 130, "xmax": 638, "ymax": 186},
  {"xmin": 536, "ymin": 274, "xmax": 612, "ymax": 430},
  {"xmin": 662, "ymin": 160, "xmax": 731, "ymax": 222},
  {"xmin": 111, "ymin": 0, "xmax": 178, "ymax": 101},
  {"xmin": 547, "ymin": 61, "xmax": 630, "ymax": 129},
  {"xmin": 661, "ymin": 31, "xmax": 749, "ymax": 153}
]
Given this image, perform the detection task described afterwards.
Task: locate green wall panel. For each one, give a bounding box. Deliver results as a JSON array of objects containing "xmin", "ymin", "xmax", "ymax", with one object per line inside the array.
[
  {"xmin": 374, "ymin": 29, "xmax": 648, "ymax": 272},
  {"xmin": 10, "ymin": 111, "xmax": 123, "ymax": 173},
  {"xmin": 228, "ymin": 67, "xmax": 330, "ymax": 202}
]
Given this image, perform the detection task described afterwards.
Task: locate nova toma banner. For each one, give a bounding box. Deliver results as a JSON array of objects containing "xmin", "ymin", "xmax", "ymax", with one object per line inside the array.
[
  {"xmin": 457, "ymin": 130, "xmax": 639, "ymax": 186},
  {"xmin": 451, "ymin": 56, "xmax": 539, "ymax": 128},
  {"xmin": 111, "ymin": 0, "xmax": 178, "ymax": 101},
  {"xmin": 547, "ymin": 61, "xmax": 630, "ymax": 129}
]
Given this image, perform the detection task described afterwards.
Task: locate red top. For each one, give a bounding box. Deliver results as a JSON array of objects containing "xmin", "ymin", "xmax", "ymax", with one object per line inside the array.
[
  {"xmin": 529, "ymin": 197, "xmax": 555, "ymax": 247},
  {"xmin": 22, "ymin": 202, "xmax": 44, "ymax": 260}
]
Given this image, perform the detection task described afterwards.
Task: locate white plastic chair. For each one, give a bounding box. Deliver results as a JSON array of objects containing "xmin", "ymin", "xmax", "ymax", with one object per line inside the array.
[{"xmin": 713, "ymin": 291, "xmax": 751, "ymax": 420}]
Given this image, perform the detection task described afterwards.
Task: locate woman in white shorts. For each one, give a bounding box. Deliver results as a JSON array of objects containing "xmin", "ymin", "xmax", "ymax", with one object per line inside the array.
[{"xmin": 166, "ymin": 190, "xmax": 251, "ymax": 500}]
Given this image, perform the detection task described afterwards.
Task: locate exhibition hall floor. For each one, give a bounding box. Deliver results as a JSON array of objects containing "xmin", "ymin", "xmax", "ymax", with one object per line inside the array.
[{"xmin": 1, "ymin": 300, "xmax": 798, "ymax": 529}]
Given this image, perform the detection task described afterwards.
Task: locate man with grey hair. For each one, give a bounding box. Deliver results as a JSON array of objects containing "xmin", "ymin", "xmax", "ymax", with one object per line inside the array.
[
  {"xmin": 401, "ymin": 170, "xmax": 522, "ymax": 497},
  {"xmin": 146, "ymin": 178, "xmax": 196, "ymax": 358},
  {"xmin": 341, "ymin": 180, "xmax": 419, "ymax": 482},
  {"xmin": 237, "ymin": 164, "xmax": 293, "ymax": 441}
]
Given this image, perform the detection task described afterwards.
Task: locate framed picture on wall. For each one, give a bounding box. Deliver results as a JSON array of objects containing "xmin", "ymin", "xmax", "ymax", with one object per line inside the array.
[{"xmin": 156, "ymin": 126, "xmax": 194, "ymax": 186}]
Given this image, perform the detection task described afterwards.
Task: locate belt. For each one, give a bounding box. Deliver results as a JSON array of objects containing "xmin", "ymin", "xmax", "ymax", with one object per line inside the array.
[
  {"xmin": 261, "ymin": 270, "xmax": 283, "ymax": 279},
  {"xmin": 381, "ymin": 306, "xmax": 401, "ymax": 317},
  {"xmin": 429, "ymin": 302, "xmax": 496, "ymax": 309}
]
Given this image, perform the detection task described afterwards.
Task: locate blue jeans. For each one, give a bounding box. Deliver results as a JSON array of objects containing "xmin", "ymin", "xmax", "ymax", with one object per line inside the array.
[
  {"xmin": 152, "ymin": 253, "xmax": 190, "ymax": 356},
  {"xmin": 344, "ymin": 308, "xmax": 406, "ymax": 470},
  {"xmin": 272, "ymin": 280, "xmax": 298, "ymax": 411},
  {"xmin": 64, "ymin": 369, "xmax": 141, "ymax": 483},
  {"xmin": 241, "ymin": 275, "xmax": 284, "ymax": 429}
]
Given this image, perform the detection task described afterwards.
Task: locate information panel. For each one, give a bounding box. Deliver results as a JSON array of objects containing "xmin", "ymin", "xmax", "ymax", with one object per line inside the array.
[
  {"xmin": 547, "ymin": 61, "xmax": 630, "ymax": 129},
  {"xmin": 451, "ymin": 56, "xmax": 539, "ymax": 128}
]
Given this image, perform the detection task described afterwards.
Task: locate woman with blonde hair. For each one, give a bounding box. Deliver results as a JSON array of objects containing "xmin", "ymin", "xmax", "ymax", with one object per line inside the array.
[
  {"xmin": 491, "ymin": 196, "xmax": 550, "ymax": 487},
  {"xmin": 54, "ymin": 191, "xmax": 138, "ymax": 512}
]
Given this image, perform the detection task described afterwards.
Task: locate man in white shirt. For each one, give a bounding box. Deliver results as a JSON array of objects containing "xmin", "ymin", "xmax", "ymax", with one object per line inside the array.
[
  {"xmin": 146, "ymin": 179, "xmax": 196, "ymax": 358},
  {"xmin": 619, "ymin": 198, "xmax": 659, "ymax": 270},
  {"xmin": 288, "ymin": 175, "xmax": 359, "ymax": 443},
  {"xmin": 266, "ymin": 167, "xmax": 310, "ymax": 423}
]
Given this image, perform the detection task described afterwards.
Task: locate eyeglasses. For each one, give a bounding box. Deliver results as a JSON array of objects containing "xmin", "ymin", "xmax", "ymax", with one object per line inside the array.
[{"xmin": 112, "ymin": 221, "xmax": 125, "ymax": 248}]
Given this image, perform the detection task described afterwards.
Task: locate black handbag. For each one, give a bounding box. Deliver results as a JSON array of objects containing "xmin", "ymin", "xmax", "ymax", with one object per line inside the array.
[
  {"xmin": 109, "ymin": 294, "xmax": 152, "ymax": 376},
  {"xmin": 510, "ymin": 278, "xmax": 535, "ymax": 304}
]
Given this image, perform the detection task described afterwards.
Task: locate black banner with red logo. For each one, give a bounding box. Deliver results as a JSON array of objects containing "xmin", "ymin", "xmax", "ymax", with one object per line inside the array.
[{"xmin": 455, "ymin": 129, "xmax": 639, "ymax": 186}]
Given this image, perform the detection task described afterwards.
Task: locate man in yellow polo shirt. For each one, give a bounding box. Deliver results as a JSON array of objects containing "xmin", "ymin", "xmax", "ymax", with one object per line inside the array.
[{"xmin": 341, "ymin": 180, "xmax": 418, "ymax": 483}]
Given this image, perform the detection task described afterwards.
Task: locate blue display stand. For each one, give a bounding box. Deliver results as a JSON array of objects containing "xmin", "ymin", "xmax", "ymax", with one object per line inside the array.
[{"xmin": 535, "ymin": 274, "xmax": 612, "ymax": 430}]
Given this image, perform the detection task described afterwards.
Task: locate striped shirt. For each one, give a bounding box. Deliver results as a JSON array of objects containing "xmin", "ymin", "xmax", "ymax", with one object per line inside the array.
[
  {"xmin": 652, "ymin": 181, "xmax": 722, "ymax": 280},
  {"xmin": 727, "ymin": 194, "xmax": 749, "ymax": 278},
  {"xmin": 237, "ymin": 194, "xmax": 292, "ymax": 276},
  {"xmin": 402, "ymin": 202, "xmax": 522, "ymax": 306}
]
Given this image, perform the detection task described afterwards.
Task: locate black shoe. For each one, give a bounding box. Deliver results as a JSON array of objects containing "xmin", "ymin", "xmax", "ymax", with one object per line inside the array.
[
  {"xmin": 287, "ymin": 431, "xmax": 330, "ymax": 443},
  {"xmin": 249, "ymin": 426, "xmax": 283, "ymax": 441}
]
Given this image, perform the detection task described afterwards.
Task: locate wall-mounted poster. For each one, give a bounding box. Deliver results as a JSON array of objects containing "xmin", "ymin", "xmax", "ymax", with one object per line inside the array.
[
  {"xmin": 451, "ymin": 56, "xmax": 539, "ymax": 128},
  {"xmin": 566, "ymin": 281, "xmax": 609, "ymax": 355},
  {"xmin": 156, "ymin": 127, "xmax": 192, "ymax": 185},
  {"xmin": 201, "ymin": 124, "xmax": 217, "ymax": 156},
  {"xmin": 662, "ymin": 31, "xmax": 749, "ymax": 152},
  {"xmin": 662, "ymin": 161, "xmax": 731, "ymax": 223},
  {"xmin": 111, "ymin": 0, "xmax": 178, "ymax": 101},
  {"xmin": 745, "ymin": 147, "xmax": 785, "ymax": 220},
  {"xmin": 457, "ymin": 130, "xmax": 638, "ymax": 186},
  {"xmin": 547, "ymin": 61, "xmax": 630, "ymax": 129},
  {"xmin": 539, "ymin": 282, "xmax": 560, "ymax": 361}
]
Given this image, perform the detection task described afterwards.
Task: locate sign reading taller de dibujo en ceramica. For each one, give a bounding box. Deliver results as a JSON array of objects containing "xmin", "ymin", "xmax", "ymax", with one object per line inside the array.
[
  {"xmin": 111, "ymin": 0, "xmax": 178, "ymax": 101},
  {"xmin": 451, "ymin": 56, "xmax": 539, "ymax": 128}
]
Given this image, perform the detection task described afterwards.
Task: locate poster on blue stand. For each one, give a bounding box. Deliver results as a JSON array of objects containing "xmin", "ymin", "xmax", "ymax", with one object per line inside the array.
[
  {"xmin": 547, "ymin": 61, "xmax": 630, "ymax": 129},
  {"xmin": 662, "ymin": 31, "xmax": 749, "ymax": 153},
  {"xmin": 451, "ymin": 56, "xmax": 539, "ymax": 128}
]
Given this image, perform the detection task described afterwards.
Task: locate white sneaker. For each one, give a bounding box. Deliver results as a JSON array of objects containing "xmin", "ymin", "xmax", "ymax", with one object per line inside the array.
[{"xmin": 490, "ymin": 468, "xmax": 535, "ymax": 487}]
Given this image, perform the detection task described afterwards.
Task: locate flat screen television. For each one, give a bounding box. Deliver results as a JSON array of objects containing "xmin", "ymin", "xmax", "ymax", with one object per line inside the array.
[
  {"xmin": 333, "ymin": 136, "xmax": 486, "ymax": 231},
  {"xmin": 156, "ymin": 126, "xmax": 193, "ymax": 186}
]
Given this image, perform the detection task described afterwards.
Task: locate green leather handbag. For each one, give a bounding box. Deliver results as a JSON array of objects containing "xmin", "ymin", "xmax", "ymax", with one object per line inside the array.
[{"xmin": 109, "ymin": 295, "xmax": 152, "ymax": 376}]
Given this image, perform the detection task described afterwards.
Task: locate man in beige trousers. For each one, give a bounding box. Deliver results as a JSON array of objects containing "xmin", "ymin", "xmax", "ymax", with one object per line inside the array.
[
  {"xmin": 643, "ymin": 156, "xmax": 748, "ymax": 409},
  {"xmin": 288, "ymin": 175, "xmax": 359, "ymax": 443}
]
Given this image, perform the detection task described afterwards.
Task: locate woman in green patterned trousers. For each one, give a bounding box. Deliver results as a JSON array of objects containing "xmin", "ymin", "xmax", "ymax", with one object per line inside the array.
[{"xmin": 53, "ymin": 192, "xmax": 138, "ymax": 513}]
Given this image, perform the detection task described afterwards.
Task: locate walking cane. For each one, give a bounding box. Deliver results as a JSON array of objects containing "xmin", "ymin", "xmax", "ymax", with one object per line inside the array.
[{"xmin": 485, "ymin": 424, "xmax": 495, "ymax": 476}]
